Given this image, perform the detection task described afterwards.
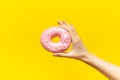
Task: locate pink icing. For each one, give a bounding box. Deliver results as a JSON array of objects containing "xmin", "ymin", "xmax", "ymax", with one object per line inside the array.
[{"xmin": 40, "ymin": 27, "xmax": 71, "ymax": 53}]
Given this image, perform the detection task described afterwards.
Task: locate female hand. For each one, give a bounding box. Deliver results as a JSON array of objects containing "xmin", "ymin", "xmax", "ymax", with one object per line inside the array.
[
  {"xmin": 53, "ymin": 20, "xmax": 90, "ymax": 60},
  {"xmin": 53, "ymin": 21, "xmax": 120, "ymax": 80}
]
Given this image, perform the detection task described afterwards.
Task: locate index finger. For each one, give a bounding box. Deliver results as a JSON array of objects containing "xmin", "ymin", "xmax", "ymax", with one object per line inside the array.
[{"xmin": 57, "ymin": 20, "xmax": 80, "ymax": 41}]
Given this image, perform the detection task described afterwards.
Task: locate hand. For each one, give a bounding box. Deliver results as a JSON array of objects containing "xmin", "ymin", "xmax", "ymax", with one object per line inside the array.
[
  {"xmin": 53, "ymin": 20, "xmax": 90, "ymax": 60},
  {"xmin": 53, "ymin": 21, "xmax": 120, "ymax": 80}
]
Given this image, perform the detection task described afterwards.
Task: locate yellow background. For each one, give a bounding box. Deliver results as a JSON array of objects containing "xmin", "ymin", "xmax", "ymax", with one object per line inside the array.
[{"xmin": 0, "ymin": 0, "xmax": 120, "ymax": 80}]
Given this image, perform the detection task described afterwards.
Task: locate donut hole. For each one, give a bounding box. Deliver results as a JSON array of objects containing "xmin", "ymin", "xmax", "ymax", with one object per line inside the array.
[{"xmin": 51, "ymin": 36, "xmax": 61, "ymax": 43}]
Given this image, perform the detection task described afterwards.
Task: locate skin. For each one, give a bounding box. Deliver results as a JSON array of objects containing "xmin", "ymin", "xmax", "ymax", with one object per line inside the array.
[{"xmin": 53, "ymin": 20, "xmax": 120, "ymax": 80}]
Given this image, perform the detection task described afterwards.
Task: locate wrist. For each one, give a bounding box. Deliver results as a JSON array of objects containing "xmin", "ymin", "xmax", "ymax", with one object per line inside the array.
[{"xmin": 77, "ymin": 52, "xmax": 94, "ymax": 63}]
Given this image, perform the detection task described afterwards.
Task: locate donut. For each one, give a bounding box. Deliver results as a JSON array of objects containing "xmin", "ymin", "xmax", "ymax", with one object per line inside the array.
[{"xmin": 40, "ymin": 27, "xmax": 71, "ymax": 53}]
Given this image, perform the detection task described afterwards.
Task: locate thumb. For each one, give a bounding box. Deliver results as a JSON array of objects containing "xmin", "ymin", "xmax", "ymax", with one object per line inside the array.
[{"xmin": 53, "ymin": 52, "xmax": 70, "ymax": 57}]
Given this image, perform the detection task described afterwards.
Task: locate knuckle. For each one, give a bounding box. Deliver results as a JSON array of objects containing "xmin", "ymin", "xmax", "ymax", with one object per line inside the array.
[{"xmin": 69, "ymin": 28, "xmax": 74, "ymax": 32}]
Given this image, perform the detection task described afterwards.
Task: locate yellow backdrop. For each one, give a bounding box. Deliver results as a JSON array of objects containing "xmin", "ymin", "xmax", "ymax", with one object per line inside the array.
[{"xmin": 0, "ymin": 0, "xmax": 120, "ymax": 80}]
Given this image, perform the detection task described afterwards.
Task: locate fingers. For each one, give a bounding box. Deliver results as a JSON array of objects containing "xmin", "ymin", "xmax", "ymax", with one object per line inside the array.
[
  {"xmin": 58, "ymin": 20, "xmax": 77, "ymax": 34},
  {"xmin": 53, "ymin": 52, "xmax": 70, "ymax": 57},
  {"xmin": 58, "ymin": 20, "xmax": 71, "ymax": 31},
  {"xmin": 58, "ymin": 20, "xmax": 64, "ymax": 25},
  {"xmin": 62, "ymin": 21, "xmax": 75, "ymax": 30},
  {"xmin": 58, "ymin": 20, "xmax": 74, "ymax": 35},
  {"xmin": 57, "ymin": 20, "xmax": 80, "ymax": 42}
]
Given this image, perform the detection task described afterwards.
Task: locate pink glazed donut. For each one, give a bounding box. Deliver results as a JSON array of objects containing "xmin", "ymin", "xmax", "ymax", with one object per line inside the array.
[{"xmin": 40, "ymin": 27, "xmax": 71, "ymax": 53}]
